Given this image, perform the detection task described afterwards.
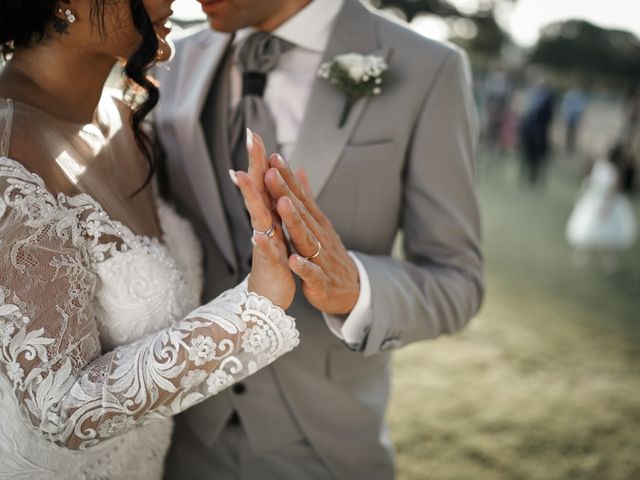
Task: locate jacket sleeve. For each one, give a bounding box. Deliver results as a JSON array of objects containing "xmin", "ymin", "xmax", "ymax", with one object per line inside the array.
[{"xmin": 355, "ymin": 48, "xmax": 483, "ymax": 356}]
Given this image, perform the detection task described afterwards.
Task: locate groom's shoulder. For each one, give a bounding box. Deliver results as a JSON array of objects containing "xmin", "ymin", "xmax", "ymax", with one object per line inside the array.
[{"xmin": 367, "ymin": 6, "xmax": 466, "ymax": 66}]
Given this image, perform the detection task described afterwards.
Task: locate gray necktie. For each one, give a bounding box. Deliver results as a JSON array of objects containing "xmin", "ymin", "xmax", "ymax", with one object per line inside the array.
[{"xmin": 230, "ymin": 32, "xmax": 294, "ymax": 170}]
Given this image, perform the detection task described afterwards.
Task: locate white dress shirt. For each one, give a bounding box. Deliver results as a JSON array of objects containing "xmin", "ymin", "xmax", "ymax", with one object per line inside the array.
[{"xmin": 230, "ymin": 0, "xmax": 372, "ymax": 347}]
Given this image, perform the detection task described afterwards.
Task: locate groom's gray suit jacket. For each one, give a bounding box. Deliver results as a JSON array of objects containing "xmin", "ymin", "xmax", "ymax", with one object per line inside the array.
[{"xmin": 154, "ymin": 0, "xmax": 483, "ymax": 478}]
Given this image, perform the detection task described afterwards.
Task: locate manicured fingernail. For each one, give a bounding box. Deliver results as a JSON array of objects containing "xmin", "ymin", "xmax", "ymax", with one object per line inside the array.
[
  {"xmin": 274, "ymin": 153, "xmax": 286, "ymax": 168},
  {"xmin": 296, "ymin": 255, "xmax": 306, "ymax": 267},
  {"xmin": 251, "ymin": 235, "xmax": 257, "ymax": 247},
  {"xmin": 287, "ymin": 197, "xmax": 296, "ymax": 214},
  {"xmin": 246, "ymin": 128, "xmax": 254, "ymax": 152},
  {"xmin": 228, "ymin": 169, "xmax": 239, "ymax": 186}
]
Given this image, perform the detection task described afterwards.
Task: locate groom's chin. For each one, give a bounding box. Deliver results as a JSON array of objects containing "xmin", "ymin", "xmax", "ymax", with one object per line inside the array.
[
  {"xmin": 198, "ymin": 0, "xmax": 236, "ymax": 33},
  {"xmin": 205, "ymin": 17, "xmax": 237, "ymax": 34}
]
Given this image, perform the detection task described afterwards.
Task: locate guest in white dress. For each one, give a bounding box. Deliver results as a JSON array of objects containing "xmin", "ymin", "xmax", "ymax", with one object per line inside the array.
[
  {"xmin": 566, "ymin": 149, "xmax": 638, "ymax": 270},
  {"xmin": 0, "ymin": 0, "xmax": 305, "ymax": 478}
]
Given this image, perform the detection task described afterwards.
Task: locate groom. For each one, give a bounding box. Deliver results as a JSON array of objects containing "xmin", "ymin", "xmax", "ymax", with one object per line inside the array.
[{"xmin": 154, "ymin": 0, "xmax": 483, "ymax": 478}]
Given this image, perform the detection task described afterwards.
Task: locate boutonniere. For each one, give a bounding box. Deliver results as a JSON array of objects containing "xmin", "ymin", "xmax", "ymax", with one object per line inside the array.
[{"xmin": 318, "ymin": 53, "xmax": 389, "ymax": 128}]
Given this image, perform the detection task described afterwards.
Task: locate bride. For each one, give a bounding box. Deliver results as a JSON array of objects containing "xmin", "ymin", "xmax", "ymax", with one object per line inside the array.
[{"xmin": 0, "ymin": 0, "xmax": 300, "ymax": 478}]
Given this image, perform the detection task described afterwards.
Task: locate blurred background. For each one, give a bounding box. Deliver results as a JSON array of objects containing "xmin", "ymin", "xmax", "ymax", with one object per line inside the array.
[{"xmin": 166, "ymin": 1, "xmax": 640, "ymax": 479}]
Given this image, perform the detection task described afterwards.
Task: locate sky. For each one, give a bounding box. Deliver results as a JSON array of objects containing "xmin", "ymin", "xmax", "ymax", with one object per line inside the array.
[
  {"xmin": 172, "ymin": 0, "xmax": 640, "ymax": 47},
  {"xmin": 503, "ymin": 0, "xmax": 640, "ymax": 46}
]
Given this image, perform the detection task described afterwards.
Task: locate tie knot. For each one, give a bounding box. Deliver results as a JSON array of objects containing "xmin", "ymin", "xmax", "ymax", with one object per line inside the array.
[
  {"xmin": 242, "ymin": 71, "xmax": 267, "ymax": 97},
  {"xmin": 235, "ymin": 31, "xmax": 294, "ymax": 76}
]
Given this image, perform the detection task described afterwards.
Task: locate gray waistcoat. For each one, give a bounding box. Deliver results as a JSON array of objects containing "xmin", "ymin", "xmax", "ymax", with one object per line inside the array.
[{"xmin": 179, "ymin": 48, "xmax": 305, "ymax": 453}]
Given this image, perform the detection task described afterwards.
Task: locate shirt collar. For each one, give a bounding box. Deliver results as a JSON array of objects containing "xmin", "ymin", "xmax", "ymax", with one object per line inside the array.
[{"xmin": 234, "ymin": 0, "xmax": 344, "ymax": 53}]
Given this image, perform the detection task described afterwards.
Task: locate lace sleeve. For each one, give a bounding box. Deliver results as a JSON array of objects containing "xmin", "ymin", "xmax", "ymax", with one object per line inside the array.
[{"xmin": 0, "ymin": 160, "xmax": 299, "ymax": 450}]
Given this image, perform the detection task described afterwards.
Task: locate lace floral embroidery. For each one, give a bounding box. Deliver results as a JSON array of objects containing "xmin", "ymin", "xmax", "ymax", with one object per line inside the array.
[{"xmin": 0, "ymin": 156, "xmax": 299, "ymax": 451}]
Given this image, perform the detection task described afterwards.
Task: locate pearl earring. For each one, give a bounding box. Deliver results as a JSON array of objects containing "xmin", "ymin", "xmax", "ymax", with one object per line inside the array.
[{"xmin": 57, "ymin": 7, "xmax": 77, "ymax": 24}]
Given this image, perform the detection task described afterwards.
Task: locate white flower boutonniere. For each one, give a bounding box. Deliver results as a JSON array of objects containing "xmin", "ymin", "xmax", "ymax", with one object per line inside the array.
[{"xmin": 318, "ymin": 53, "xmax": 389, "ymax": 128}]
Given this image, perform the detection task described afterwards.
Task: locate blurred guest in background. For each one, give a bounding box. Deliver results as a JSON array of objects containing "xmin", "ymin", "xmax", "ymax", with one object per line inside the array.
[
  {"xmin": 566, "ymin": 145, "xmax": 638, "ymax": 271},
  {"xmin": 519, "ymin": 77, "xmax": 556, "ymax": 186},
  {"xmin": 481, "ymin": 65, "xmax": 513, "ymax": 159},
  {"xmin": 618, "ymin": 85, "xmax": 640, "ymax": 193},
  {"xmin": 560, "ymin": 86, "xmax": 587, "ymax": 153}
]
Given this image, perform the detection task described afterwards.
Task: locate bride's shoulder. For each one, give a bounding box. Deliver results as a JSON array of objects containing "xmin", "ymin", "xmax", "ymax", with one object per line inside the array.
[
  {"xmin": 0, "ymin": 100, "xmax": 54, "ymax": 161},
  {"xmin": 0, "ymin": 100, "xmax": 80, "ymax": 196}
]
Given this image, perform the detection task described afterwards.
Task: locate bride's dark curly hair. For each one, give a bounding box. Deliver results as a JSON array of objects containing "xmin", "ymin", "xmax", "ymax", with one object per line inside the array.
[{"xmin": 0, "ymin": 0, "xmax": 160, "ymax": 195}]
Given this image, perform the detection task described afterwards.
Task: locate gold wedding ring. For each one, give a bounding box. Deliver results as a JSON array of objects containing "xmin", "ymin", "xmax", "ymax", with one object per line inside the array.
[
  {"xmin": 253, "ymin": 223, "xmax": 277, "ymax": 238},
  {"xmin": 304, "ymin": 240, "xmax": 322, "ymax": 261}
]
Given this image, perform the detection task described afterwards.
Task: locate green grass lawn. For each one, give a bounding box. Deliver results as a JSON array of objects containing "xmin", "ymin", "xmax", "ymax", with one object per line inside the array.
[{"xmin": 389, "ymin": 154, "xmax": 640, "ymax": 480}]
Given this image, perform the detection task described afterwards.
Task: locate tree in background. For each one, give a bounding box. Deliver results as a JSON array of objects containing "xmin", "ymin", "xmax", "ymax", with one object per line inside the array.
[
  {"xmin": 370, "ymin": 2, "xmax": 640, "ymax": 82},
  {"xmin": 370, "ymin": 0, "xmax": 516, "ymax": 64},
  {"xmin": 530, "ymin": 20, "xmax": 640, "ymax": 88}
]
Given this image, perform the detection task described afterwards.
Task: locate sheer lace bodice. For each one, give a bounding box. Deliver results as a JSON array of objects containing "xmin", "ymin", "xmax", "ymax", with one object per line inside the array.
[{"xmin": 0, "ymin": 97, "xmax": 299, "ymax": 479}]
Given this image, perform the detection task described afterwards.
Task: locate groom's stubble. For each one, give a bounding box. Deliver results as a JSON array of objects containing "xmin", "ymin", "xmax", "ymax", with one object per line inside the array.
[{"xmin": 197, "ymin": 0, "xmax": 312, "ymax": 33}]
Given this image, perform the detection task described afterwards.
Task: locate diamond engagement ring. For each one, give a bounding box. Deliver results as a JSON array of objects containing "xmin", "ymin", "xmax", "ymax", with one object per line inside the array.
[
  {"xmin": 304, "ymin": 240, "xmax": 322, "ymax": 261},
  {"xmin": 253, "ymin": 223, "xmax": 277, "ymax": 238}
]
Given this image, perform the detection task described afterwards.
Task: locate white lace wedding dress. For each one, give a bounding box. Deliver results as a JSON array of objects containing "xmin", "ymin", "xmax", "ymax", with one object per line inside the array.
[{"xmin": 0, "ymin": 98, "xmax": 299, "ymax": 479}]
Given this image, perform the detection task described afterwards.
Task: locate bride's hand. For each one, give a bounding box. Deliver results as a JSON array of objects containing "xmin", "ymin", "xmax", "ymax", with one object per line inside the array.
[{"xmin": 232, "ymin": 130, "xmax": 295, "ymax": 309}]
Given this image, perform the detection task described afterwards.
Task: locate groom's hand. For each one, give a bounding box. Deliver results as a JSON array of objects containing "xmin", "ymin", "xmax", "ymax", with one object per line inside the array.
[{"xmin": 265, "ymin": 155, "xmax": 360, "ymax": 316}]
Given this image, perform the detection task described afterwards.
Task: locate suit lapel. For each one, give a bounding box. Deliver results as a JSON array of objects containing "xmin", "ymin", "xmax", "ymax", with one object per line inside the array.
[
  {"xmin": 289, "ymin": 0, "xmax": 389, "ymax": 197},
  {"xmin": 172, "ymin": 31, "xmax": 239, "ymax": 269}
]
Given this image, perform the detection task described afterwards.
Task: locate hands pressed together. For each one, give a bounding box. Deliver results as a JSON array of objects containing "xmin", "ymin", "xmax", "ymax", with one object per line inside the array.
[{"xmin": 233, "ymin": 129, "xmax": 360, "ymax": 315}]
